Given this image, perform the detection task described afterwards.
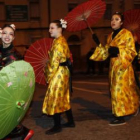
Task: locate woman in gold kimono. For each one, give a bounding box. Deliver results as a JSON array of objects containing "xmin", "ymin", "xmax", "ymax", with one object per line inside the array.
[
  {"xmin": 90, "ymin": 12, "xmax": 139, "ymax": 126},
  {"xmin": 42, "ymin": 19, "xmax": 75, "ymax": 135}
]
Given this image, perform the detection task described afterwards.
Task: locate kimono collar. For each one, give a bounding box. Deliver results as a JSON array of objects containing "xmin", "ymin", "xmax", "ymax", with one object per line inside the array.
[
  {"xmin": 53, "ymin": 36, "xmax": 64, "ymax": 45},
  {"xmin": 0, "ymin": 44, "xmax": 13, "ymax": 53},
  {"xmin": 51, "ymin": 36, "xmax": 64, "ymax": 51},
  {"xmin": 55, "ymin": 35, "xmax": 63, "ymax": 40},
  {"xmin": 112, "ymin": 28, "xmax": 122, "ymax": 39}
]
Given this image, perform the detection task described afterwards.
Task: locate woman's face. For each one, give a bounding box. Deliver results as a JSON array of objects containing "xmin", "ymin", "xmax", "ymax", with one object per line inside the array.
[
  {"xmin": 1, "ymin": 27, "xmax": 15, "ymax": 46},
  {"xmin": 49, "ymin": 23, "xmax": 62, "ymax": 38},
  {"xmin": 111, "ymin": 14, "xmax": 123, "ymax": 30}
]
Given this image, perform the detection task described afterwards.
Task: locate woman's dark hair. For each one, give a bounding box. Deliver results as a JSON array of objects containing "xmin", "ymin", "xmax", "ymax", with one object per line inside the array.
[
  {"xmin": 112, "ymin": 12, "xmax": 124, "ymax": 22},
  {"xmin": 2, "ymin": 24, "xmax": 15, "ymax": 33},
  {"xmin": 51, "ymin": 20, "xmax": 65, "ymax": 31},
  {"xmin": 52, "ymin": 20, "xmax": 62, "ymax": 28}
]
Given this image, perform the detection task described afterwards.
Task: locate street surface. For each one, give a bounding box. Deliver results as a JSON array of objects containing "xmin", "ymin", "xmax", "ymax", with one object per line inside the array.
[{"xmin": 21, "ymin": 74, "xmax": 140, "ymax": 140}]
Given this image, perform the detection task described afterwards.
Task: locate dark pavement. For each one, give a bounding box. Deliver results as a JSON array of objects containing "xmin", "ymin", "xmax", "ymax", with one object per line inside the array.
[{"xmin": 20, "ymin": 74, "xmax": 140, "ymax": 140}]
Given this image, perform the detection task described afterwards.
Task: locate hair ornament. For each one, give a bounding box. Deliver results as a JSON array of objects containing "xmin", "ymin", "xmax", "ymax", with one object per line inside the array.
[
  {"xmin": 10, "ymin": 24, "xmax": 16, "ymax": 30},
  {"xmin": 114, "ymin": 11, "xmax": 124, "ymax": 17},
  {"xmin": 60, "ymin": 19, "xmax": 67, "ymax": 29}
]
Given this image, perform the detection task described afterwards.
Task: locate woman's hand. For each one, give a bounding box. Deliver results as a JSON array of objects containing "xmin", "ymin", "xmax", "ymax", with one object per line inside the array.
[{"xmin": 108, "ymin": 47, "xmax": 119, "ymax": 57}]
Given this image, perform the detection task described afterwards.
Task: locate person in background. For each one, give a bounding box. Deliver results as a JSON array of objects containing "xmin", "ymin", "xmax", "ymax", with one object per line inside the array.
[
  {"xmin": 132, "ymin": 35, "xmax": 140, "ymax": 89},
  {"xmin": 42, "ymin": 19, "xmax": 75, "ymax": 135},
  {"xmin": 86, "ymin": 47, "xmax": 95, "ymax": 75},
  {"xmin": 90, "ymin": 12, "xmax": 139, "ymax": 126},
  {"xmin": 133, "ymin": 35, "xmax": 140, "ymax": 72},
  {"xmin": 0, "ymin": 24, "xmax": 34, "ymax": 140}
]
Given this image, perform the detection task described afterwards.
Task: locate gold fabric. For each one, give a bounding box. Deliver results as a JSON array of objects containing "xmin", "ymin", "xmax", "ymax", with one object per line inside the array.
[
  {"xmin": 42, "ymin": 36, "xmax": 71, "ymax": 115},
  {"xmin": 90, "ymin": 29, "xmax": 139, "ymax": 117}
]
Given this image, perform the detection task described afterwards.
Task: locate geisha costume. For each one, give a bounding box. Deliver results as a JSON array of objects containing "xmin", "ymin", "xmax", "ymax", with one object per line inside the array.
[
  {"xmin": 0, "ymin": 44, "xmax": 34, "ymax": 140},
  {"xmin": 42, "ymin": 36, "xmax": 75, "ymax": 135},
  {"xmin": 91, "ymin": 28, "xmax": 139, "ymax": 125},
  {"xmin": 0, "ymin": 44, "xmax": 16, "ymax": 67}
]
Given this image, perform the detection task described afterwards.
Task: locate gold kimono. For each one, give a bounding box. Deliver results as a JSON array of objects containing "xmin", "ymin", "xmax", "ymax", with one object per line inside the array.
[
  {"xmin": 90, "ymin": 28, "xmax": 139, "ymax": 117},
  {"xmin": 42, "ymin": 36, "xmax": 71, "ymax": 115}
]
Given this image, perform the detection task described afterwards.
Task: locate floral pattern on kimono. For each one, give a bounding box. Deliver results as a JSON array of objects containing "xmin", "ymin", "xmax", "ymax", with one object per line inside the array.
[
  {"xmin": 42, "ymin": 36, "xmax": 71, "ymax": 115},
  {"xmin": 90, "ymin": 28, "xmax": 139, "ymax": 117}
]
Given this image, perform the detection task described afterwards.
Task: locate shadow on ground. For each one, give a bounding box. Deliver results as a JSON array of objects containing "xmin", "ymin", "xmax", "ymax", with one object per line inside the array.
[
  {"xmin": 72, "ymin": 97, "xmax": 112, "ymax": 121},
  {"xmin": 30, "ymin": 96, "xmax": 112, "ymax": 129}
]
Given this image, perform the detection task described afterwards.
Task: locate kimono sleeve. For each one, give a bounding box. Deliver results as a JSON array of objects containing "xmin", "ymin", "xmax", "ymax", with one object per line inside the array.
[
  {"xmin": 119, "ymin": 32, "xmax": 137, "ymax": 71},
  {"xmin": 45, "ymin": 43, "xmax": 64, "ymax": 83},
  {"xmin": 90, "ymin": 44, "xmax": 109, "ymax": 61}
]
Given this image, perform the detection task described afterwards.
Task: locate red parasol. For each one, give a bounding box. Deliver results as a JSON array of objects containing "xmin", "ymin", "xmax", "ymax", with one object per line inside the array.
[
  {"xmin": 24, "ymin": 38, "xmax": 53, "ymax": 85},
  {"xmin": 64, "ymin": 0, "xmax": 106, "ymax": 33},
  {"xmin": 123, "ymin": 9, "xmax": 140, "ymax": 42}
]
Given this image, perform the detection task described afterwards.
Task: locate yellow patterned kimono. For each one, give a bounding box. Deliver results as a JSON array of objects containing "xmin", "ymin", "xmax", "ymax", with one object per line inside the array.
[
  {"xmin": 90, "ymin": 28, "xmax": 139, "ymax": 117},
  {"xmin": 42, "ymin": 36, "xmax": 71, "ymax": 115}
]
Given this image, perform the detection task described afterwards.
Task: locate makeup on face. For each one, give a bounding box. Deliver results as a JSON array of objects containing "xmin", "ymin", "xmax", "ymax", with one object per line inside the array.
[
  {"xmin": 49, "ymin": 23, "xmax": 58, "ymax": 38},
  {"xmin": 49, "ymin": 23, "xmax": 62, "ymax": 38},
  {"xmin": 1, "ymin": 27, "xmax": 15, "ymax": 47},
  {"xmin": 111, "ymin": 15, "xmax": 123, "ymax": 30}
]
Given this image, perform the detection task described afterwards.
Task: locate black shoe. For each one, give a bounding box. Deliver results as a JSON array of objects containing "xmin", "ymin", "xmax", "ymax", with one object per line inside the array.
[
  {"xmin": 62, "ymin": 122, "xmax": 75, "ymax": 128},
  {"xmin": 45, "ymin": 126, "xmax": 62, "ymax": 135},
  {"xmin": 109, "ymin": 118, "xmax": 126, "ymax": 126}
]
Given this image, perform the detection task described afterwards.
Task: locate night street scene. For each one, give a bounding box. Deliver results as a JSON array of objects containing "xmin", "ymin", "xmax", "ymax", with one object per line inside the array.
[{"xmin": 0, "ymin": 0, "xmax": 140, "ymax": 140}]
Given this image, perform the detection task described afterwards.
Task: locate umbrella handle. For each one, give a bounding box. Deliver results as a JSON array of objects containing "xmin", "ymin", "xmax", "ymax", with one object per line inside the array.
[
  {"xmin": 87, "ymin": 25, "xmax": 94, "ymax": 34},
  {"xmin": 84, "ymin": 19, "xmax": 94, "ymax": 34}
]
